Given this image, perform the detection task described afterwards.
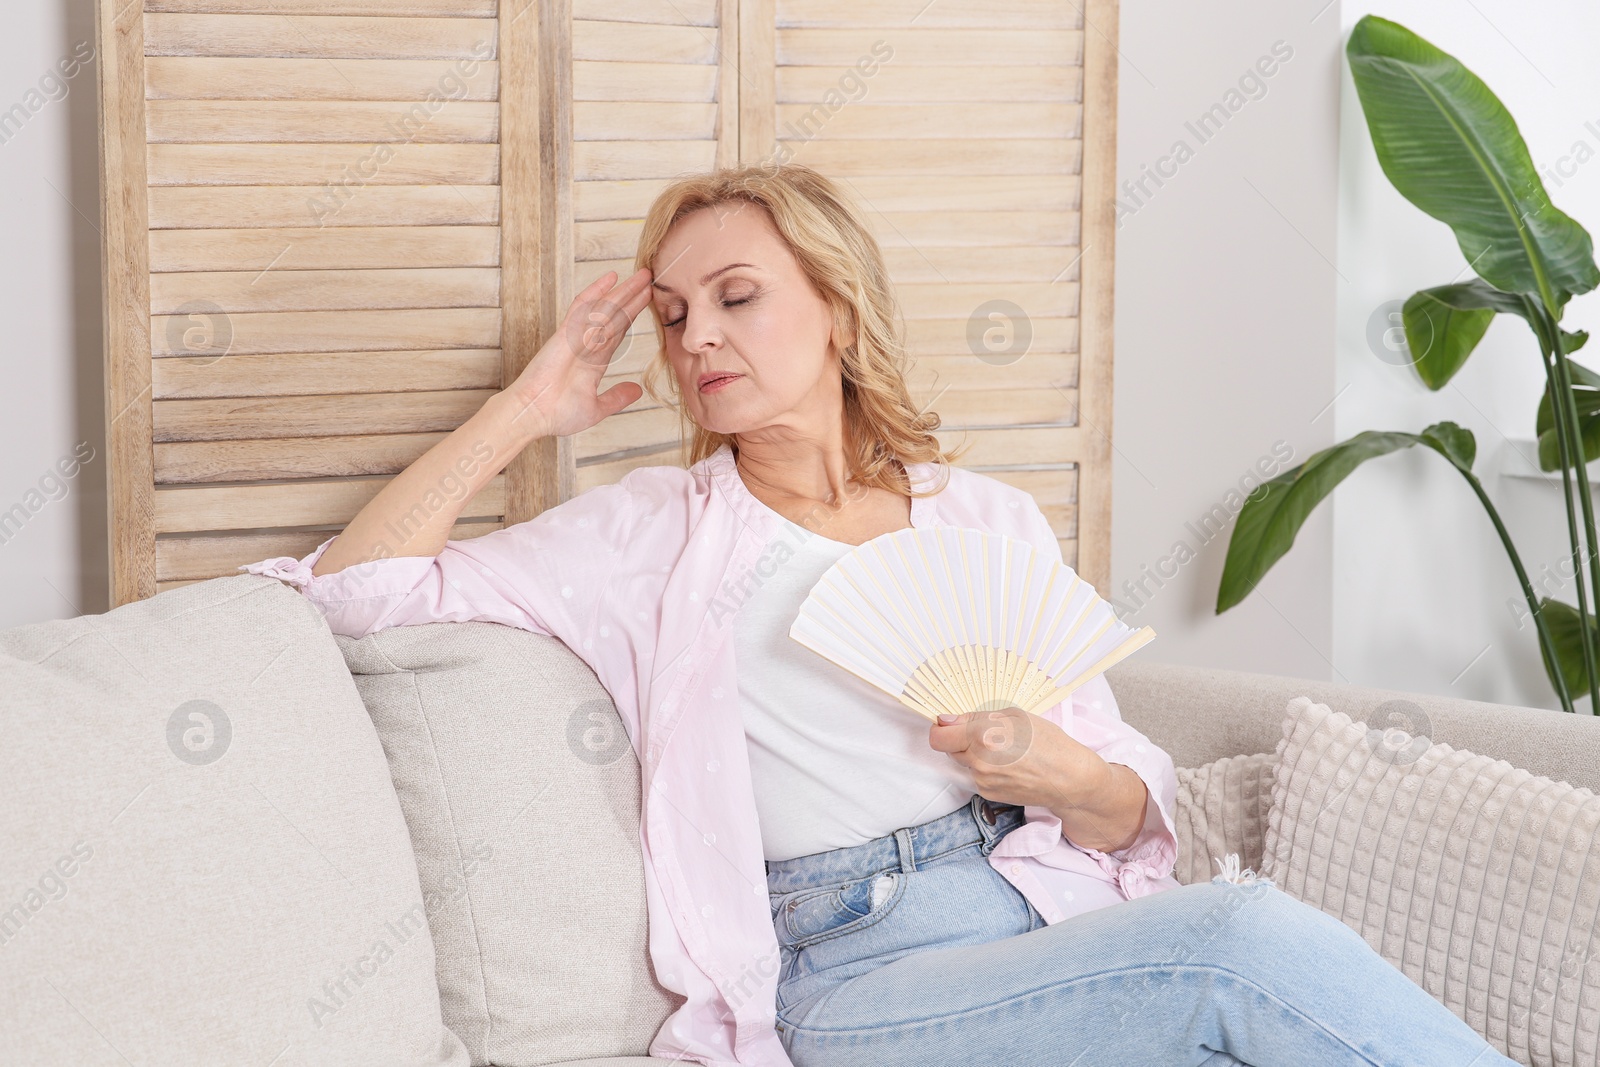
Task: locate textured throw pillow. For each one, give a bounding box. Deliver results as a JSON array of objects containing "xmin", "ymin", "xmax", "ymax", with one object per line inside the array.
[
  {"xmin": 0, "ymin": 575, "xmax": 466, "ymax": 1066},
  {"xmin": 1262, "ymin": 696, "xmax": 1600, "ymax": 1067},
  {"xmin": 336, "ymin": 621, "xmax": 678, "ymax": 1067},
  {"xmin": 1173, "ymin": 751, "xmax": 1277, "ymax": 885}
]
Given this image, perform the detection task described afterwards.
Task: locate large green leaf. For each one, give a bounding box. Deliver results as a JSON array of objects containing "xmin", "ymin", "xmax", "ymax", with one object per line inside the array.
[
  {"xmin": 1347, "ymin": 16, "xmax": 1600, "ymax": 304},
  {"xmin": 1401, "ymin": 283, "xmax": 1501, "ymax": 389},
  {"xmin": 1217, "ymin": 422, "xmax": 1475, "ymax": 612},
  {"xmin": 1536, "ymin": 381, "xmax": 1600, "ymax": 471},
  {"xmin": 1535, "ymin": 352, "xmax": 1600, "ymax": 470},
  {"xmin": 1541, "ymin": 598, "xmax": 1598, "ymax": 700}
]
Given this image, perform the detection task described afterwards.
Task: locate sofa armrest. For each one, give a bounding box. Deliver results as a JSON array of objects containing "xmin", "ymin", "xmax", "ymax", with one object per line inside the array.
[{"xmin": 1104, "ymin": 660, "xmax": 1600, "ymax": 794}]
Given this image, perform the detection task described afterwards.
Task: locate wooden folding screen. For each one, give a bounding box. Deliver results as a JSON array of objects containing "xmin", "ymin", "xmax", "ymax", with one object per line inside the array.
[{"xmin": 99, "ymin": 0, "xmax": 1119, "ymax": 605}]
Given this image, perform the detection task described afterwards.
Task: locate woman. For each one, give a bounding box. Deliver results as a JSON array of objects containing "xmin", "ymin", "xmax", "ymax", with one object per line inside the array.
[{"xmin": 246, "ymin": 165, "xmax": 1517, "ymax": 1067}]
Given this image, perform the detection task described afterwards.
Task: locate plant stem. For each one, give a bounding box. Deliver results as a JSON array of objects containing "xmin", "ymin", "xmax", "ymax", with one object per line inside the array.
[
  {"xmin": 1529, "ymin": 299, "xmax": 1600, "ymax": 711},
  {"xmin": 1453, "ymin": 465, "xmax": 1574, "ymax": 712},
  {"xmin": 1551, "ymin": 327, "xmax": 1600, "ymax": 715}
]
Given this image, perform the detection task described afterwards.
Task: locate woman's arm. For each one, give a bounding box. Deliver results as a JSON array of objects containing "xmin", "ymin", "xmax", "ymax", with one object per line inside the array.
[
  {"xmin": 1047, "ymin": 758, "xmax": 1154, "ymax": 854},
  {"xmin": 310, "ymin": 267, "xmax": 655, "ymax": 577}
]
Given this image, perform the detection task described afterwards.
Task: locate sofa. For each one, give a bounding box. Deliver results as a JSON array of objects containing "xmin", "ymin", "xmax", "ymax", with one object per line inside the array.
[{"xmin": 4, "ymin": 573, "xmax": 1596, "ymax": 1066}]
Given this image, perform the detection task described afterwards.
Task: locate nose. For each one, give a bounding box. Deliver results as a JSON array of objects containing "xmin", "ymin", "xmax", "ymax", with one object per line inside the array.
[{"xmin": 679, "ymin": 304, "xmax": 723, "ymax": 355}]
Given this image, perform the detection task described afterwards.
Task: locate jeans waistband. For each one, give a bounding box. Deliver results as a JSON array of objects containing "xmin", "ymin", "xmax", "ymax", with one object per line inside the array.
[{"xmin": 764, "ymin": 794, "xmax": 1027, "ymax": 895}]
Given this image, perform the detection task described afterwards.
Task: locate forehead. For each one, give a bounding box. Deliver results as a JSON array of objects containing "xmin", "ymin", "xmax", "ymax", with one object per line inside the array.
[{"xmin": 650, "ymin": 202, "xmax": 794, "ymax": 291}]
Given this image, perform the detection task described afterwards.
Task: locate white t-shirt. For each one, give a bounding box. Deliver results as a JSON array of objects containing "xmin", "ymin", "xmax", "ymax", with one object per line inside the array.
[{"xmin": 734, "ymin": 515, "xmax": 977, "ymax": 862}]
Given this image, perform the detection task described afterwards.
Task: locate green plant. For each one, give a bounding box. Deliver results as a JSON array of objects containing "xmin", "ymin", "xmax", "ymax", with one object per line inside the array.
[{"xmin": 1217, "ymin": 15, "xmax": 1600, "ymax": 715}]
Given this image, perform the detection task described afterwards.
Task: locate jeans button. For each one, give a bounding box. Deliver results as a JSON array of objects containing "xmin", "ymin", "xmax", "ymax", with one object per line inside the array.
[{"xmin": 980, "ymin": 800, "xmax": 997, "ymax": 825}]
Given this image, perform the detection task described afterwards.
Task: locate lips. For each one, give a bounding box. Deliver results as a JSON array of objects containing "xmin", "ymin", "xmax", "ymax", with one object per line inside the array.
[{"xmin": 698, "ymin": 372, "xmax": 742, "ymax": 392}]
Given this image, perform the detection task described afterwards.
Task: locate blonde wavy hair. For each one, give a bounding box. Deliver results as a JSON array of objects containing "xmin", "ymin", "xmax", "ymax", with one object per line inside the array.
[{"xmin": 632, "ymin": 162, "xmax": 969, "ymax": 499}]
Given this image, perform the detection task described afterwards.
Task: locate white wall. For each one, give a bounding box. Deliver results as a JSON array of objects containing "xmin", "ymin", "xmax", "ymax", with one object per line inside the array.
[
  {"xmin": 1334, "ymin": 0, "xmax": 1600, "ymax": 712},
  {"xmin": 1112, "ymin": 1, "xmax": 1345, "ymax": 679},
  {"xmin": 0, "ymin": 0, "xmax": 106, "ymax": 629}
]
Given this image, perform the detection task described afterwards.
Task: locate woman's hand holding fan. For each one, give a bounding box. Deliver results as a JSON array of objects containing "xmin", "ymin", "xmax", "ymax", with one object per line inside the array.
[{"xmin": 788, "ymin": 524, "xmax": 1158, "ymax": 845}]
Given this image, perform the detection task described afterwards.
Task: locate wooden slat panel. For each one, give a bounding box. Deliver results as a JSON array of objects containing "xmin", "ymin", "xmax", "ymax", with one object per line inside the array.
[
  {"xmin": 912, "ymin": 387, "xmax": 1074, "ymax": 429},
  {"xmin": 777, "ymin": 103, "xmax": 1080, "ymax": 140},
  {"xmin": 148, "ymin": 143, "xmax": 499, "ymax": 185},
  {"xmin": 1073, "ymin": 0, "xmax": 1119, "ymax": 593},
  {"xmin": 902, "ymin": 353, "xmax": 1077, "ymax": 395},
  {"xmin": 897, "ymin": 282, "xmax": 1078, "ymax": 319},
  {"xmin": 149, "ymin": 226, "xmax": 500, "ymax": 272},
  {"xmin": 573, "ymin": 139, "xmax": 718, "ymax": 179},
  {"xmin": 150, "ymin": 267, "xmax": 500, "ymax": 314},
  {"xmin": 866, "ymin": 212, "xmax": 1078, "ymax": 247},
  {"xmin": 777, "ymin": 29, "xmax": 1081, "ymax": 67},
  {"xmin": 147, "ymin": 0, "xmax": 497, "ymax": 15},
  {"xmin": 575, "ymin": 446, "xmax": 687, "ymax": 492},
  {"xmin": 572, "ymin": 21, "xmax": 719, "ymax": 64},
  {"xmin": 716, "ymin": 0, "xmax": 740, "ymax": 167},
  {"xmin": 981, "ymin": 467, "xmax": 1077, "ymax": 508},
  {"xmin": 576, "ymin": 219, "xmax": 649, "ymax": 260},
  {"xmin": 831, "ymin": 175, "xmax": 1077, "ymax": 214},
  {"xmin": 739, "ymin": 0, "xmax": 776, "ymax": 162},
  {"xmin": 573, "ymin": 101, "xmax": 718, "ymax": 140},
  {"xmin": 152, "ymin": 349, "xmax": 502, "ymax": 399},
  {"xmin": 144, "ymin": 14, "xmax": 498, "ymax": 61},
  {"xmin": 499, "ymin": 0, "xmax": 575, "ymax": 527},
  {"xmin": 155, "ymin": 431, "xmax": 452, "ymax": 482},
  {"xmin": 778, "ymin": 64, "xmax": 1077, "ymax": 103},
  {"xmin": 149, "ymin": 185, "xmax": 501, "ymax": 228},
  {"xmin": 147, "ymin": 57, "xmax": 500, "ymax": 100},
  {"xmin": 775, "ymin": 0, "xmax": 1081, "ymax": 28},
  {"xmin": 151, "ymin": 350, "xmax": 499, "ymax": 399},
  {"xmin": 574, "ymin": 60, "xmax": 717, "ymax": 101},
  {"xmin": 880, "ymin": 246, "xmax": 1082, "ymax": 283},
  {"xmin": 573, "ymin": 0, "xmax": 719, "ymax": 24},
  {"xmin": 935, "ymin": 426, "xmax": 1084, "ymax": 467},
  {"xmin": 147, "ymin": 101, "xmax": 500, "ymax": 143},
  {"xmin": 573, "ymin": 179, "xmax": 674, "ymax": 220},
  {"xmin": 572, "ymin": 404, "xmax": 685, "ymax": 460},
  {"xmin": 103, "ymin": 0, "xmax": 158, "ymax": 604},
  {"xmin": 152, "ymin": 390, "xmax": 497, "ymax": 442},
  {"xmin": 905, "ymin": 317, "xmax": 1077, "ymax": 355},
  {"xmin": 782, "ymin": 138, "xmax": 1078, "ymax": 176},
  {"xmin": 150, "ymin": 308, "xmax": 501, "ymax": 356},
  {"xmin": 153, "ymin": 474, "xmax": 507, "ymax": 533},
  {"xmin": 156, "ymin": 519, "xmax": 503, "ymax": 584}
]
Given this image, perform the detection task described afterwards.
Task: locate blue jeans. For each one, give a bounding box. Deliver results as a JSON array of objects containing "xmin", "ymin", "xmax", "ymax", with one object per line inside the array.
[{"xmin": 764, "ymin": 794, "xmax": 1518, "ymax": 1067}]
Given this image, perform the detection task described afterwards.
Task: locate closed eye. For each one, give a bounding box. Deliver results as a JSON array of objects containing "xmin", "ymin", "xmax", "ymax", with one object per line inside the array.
[{"xmin": 663, "ymin": 296, "xmax": 752, "ymax": 330}]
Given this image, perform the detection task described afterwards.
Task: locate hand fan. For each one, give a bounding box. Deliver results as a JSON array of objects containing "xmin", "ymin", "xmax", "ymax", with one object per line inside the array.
[{"xmin": 788, "ymin": 525, "xmax": 1156, "ymax": 723}]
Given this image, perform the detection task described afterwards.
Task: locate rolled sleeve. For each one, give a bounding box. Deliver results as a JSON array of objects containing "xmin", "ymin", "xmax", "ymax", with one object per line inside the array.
[
  {"xmin": 240, "ymin": 480, "xmax": 636, "ymax": 652},
  {"xmin": 1060, "ymin": 674, "xmax": 1180, "ymax": 899}
]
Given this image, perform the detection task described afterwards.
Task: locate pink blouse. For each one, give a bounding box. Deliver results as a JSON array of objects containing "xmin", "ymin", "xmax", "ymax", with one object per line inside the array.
[{"xmin": 241, "ymin": 441, "xmax": 1181, "ymax": 1067}]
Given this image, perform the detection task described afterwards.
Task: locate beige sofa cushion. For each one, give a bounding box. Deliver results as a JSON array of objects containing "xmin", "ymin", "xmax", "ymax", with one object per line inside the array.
[
  {"xmin": 1173, "ymin": 751, "xmax": 1276, "ymax": 885},
  {"xmin": 1262, "ymin": 696, "xmax": 1600, "ymax": 1067},
  {"xmin": 0, "ymin": 575, "xmax": 466, "ymax": 1066},
  {"xmin": 336, "ymin": 621, "xmax": 677, "ymax": 1067}
]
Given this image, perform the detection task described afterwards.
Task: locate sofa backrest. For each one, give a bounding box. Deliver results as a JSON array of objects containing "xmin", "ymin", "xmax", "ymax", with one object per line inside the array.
[
  {"xmin": 334, "ymin": 618, "xmax": 678, "ymax": 1066},
  {"xmin": 1107, "ymin": 660, "xmax": 1600, "ymax": 795}
]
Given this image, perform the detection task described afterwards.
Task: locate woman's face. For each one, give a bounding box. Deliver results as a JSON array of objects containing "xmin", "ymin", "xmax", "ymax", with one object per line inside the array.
[{"xmin": 649, "ymin": 203, "xmax": 848, "ymax": 437}]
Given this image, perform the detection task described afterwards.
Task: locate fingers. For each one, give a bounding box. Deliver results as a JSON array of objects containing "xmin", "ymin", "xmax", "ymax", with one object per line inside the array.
[
  {"xmin": 595, "ymin": 266, "xmax": 653, "ymax": 308},
  {"xmin": 576, "ymin": 269, "xmax": 619, "ymax": 304},
  {"xmin": 928, "ymin": 719, "xmax": 968, "ymax": 754},
  {"xmin": 597, "ymin": 380, "xmax": 643, "ymax": 416},
  {"xmin": 608, "ymin": 267, "xmax": 656, "ymax": 320}
]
